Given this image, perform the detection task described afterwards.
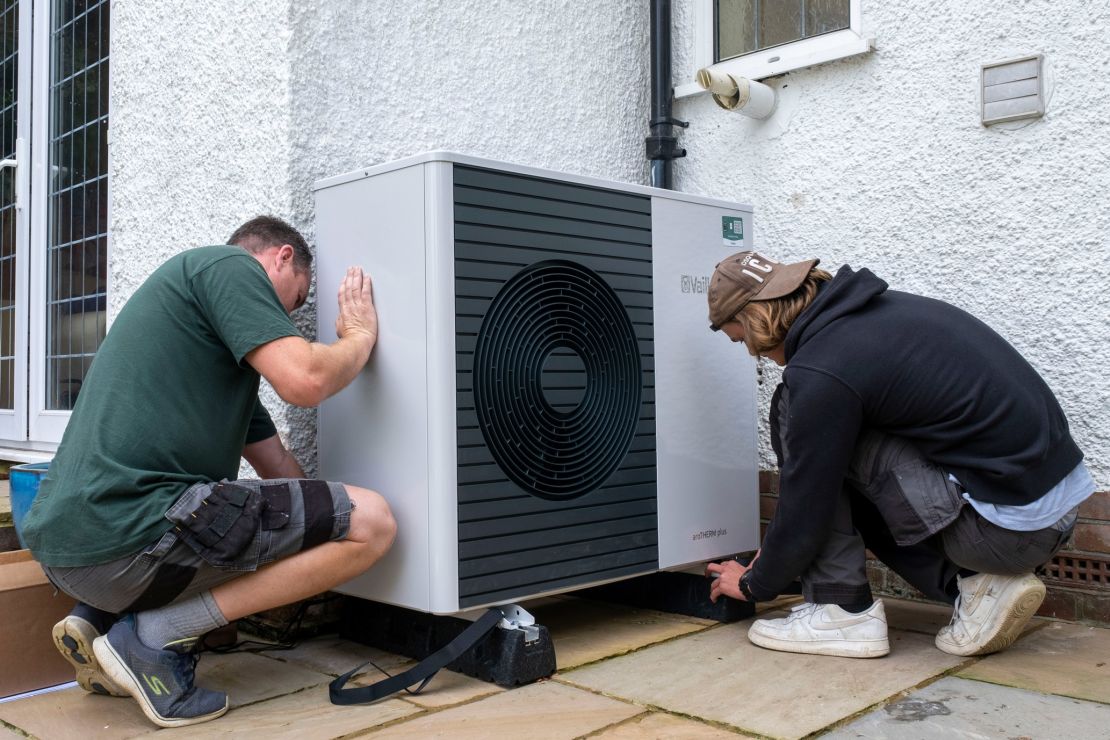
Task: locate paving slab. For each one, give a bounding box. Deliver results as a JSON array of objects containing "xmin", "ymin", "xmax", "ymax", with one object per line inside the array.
[
  {"xmin": 561, "ymin": 609, "xmax": 966, "ymax": 739},
  {"xmin": 349, "ymin": 661, "xmax": 505, "ymax": 709},
  {"xmin": 364, "ymin": 680, "xmax": 641, "ymax": 738},
  {"xmin": 882, "ymin": 599, "xmax": 954, "ymax": 635},
  {"xmin": 956, "ymin": 620, "xmax": 1110, "ymax": 704},
  {"xmin": 142, "ymin": 685, "xmax": 418, "ymax": 739},
  {"xmin": 263, "ymin": 634, "xmax": 412, "ymax": 679},
  {"xmin": 530, "ymin": 597, "xmax": 713, "ymax": 670},
  {"xmin": 592, "ymin": 711, "xmax": 756, "ymax": 738},
  {"xmin": 0, "ymin": 649, "xmax": 340, "ymax": 739},
  {"xmin": 824, "ymin": 675, "xmax": 1110, "ymax": 738},
  {"xmin": 0, "ymin": 688, "xmax": 155, "ymax": 740},
  {"xmin": 194, "ymin": 651, "xmax": 332, "ymax": 708}
]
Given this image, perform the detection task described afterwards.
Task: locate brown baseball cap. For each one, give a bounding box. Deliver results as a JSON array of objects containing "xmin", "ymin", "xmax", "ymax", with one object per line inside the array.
[{"xmin": 707, "ymin": 251, "xmax": 820, "ymax": 330}]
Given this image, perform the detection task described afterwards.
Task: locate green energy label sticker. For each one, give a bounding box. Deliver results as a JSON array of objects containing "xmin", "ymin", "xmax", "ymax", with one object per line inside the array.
[{"xmin": 722, "ymin": 216, "xmax": 744, "ymax": 247}]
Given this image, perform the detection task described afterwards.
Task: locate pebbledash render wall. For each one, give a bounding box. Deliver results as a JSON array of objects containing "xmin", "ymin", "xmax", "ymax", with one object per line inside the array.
[
  {"xmin": 109, "ymin": 4, "xmax": 1107, "ymax": 614},
  {"xmin": 109, "ymin": 1, "xmax": 652, "ymax": 470},
  {"xmin": 669, "ymin": 1, "xmax": 1110, "ymax": 620}
]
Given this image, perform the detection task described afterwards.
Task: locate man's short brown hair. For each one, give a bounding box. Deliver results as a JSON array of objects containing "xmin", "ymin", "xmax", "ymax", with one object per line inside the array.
[{"xmin": 229, "ymin": 215, "xmax": 313, "ymax": 273}]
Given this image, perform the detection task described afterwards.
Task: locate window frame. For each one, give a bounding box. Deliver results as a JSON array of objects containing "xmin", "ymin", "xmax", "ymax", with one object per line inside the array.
[
  {"xmin": 0, "ymin": 0, "xmax": 112, "ymax": 454},
  {"xmin": 0, "ymin": 0, "xmax": 34, "ymax": 444},
  {"xmin": 676, "ymin": 0, "xmax": 872, "ymax": 97},
  {"xmin": 28, "ymin": 0, "xmax": 112, "ymax": 445}
]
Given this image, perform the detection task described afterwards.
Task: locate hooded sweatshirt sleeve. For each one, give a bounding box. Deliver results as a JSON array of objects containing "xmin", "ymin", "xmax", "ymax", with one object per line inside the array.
[{"xmin": 745, "ymin": 364, "xmax": 863, "ymax": 601}]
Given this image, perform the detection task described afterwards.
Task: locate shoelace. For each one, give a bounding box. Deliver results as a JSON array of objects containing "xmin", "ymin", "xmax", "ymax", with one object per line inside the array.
[
  {"xmin": 946, "ymin": 593, "xmax": 964, "ymax": 628},
  {"xmin": 169, "ymin": 651, "xmax": 200, "ymax": 694},
  {"xmin": 785, "ymin": 603, "xmax": 819, "ymax": 623}
]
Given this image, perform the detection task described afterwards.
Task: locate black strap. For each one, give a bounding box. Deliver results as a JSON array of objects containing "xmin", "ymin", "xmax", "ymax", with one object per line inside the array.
[{"xmin": 329, "ymin": 607, "xmax": 503, "ymax": 705}]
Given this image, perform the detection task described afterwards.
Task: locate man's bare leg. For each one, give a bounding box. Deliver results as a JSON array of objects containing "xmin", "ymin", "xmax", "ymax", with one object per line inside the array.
[
  {"xmin": 211, "ymin": 485, "xmax": 396, "ymax": 621},
  {"xmin": 90, "ymin": 485, "xmax": 395, "ymax": 728}
]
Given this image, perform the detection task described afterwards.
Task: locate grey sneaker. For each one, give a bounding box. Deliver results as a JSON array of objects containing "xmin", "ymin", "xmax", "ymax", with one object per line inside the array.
[
  {"xmin": 52, "ymin": 613, "xmax": 127, "ymax": 696},
  {"xmin": 935, "ymin": 572, "xmax": 1045, "ymax": 656},
  {"xmin": 92, "ymin": 616, "xmax": 228, "ymax": 728}
]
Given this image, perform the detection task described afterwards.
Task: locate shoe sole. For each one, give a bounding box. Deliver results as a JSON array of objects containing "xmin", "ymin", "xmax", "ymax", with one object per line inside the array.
[
  {"xmin": 52, "ymin": 617, "xmax": 127, "ymax": 697},
  {"xmin": 748, "ymin": 630, "xmax": 890, "ymax": 658},
  {"xmin": 936, "ymin": 576, "xmax": 1046, "ymax": 657},
  {"xmin": 92, "ymin": 635, "xmax": 229, "ymax": 728}
]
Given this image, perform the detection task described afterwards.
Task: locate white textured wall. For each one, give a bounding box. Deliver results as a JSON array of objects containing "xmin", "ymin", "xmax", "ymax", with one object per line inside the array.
[
  {"xmin": 110, "ymin": 1, "xmax": 295, "ymax": 305},
  {"xmin": 110, "ymin": 0, "xmax": 300, "ymax": 469},
  {"xmin": 110, "ymin": 1, "xmax": 1107, "ymax": 488},
  {"xmin": 110, "ymin": 1, "xmax": 651, "ymax": 473},
  {"xmin": 673, "ymin": 1, "xmax": 1110, "ymax": 488}
]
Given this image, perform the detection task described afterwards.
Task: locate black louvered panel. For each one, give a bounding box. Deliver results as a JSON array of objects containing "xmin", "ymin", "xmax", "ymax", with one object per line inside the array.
[{"xmin": 454, "ymin": 165, "xmax": 657, "ymax": 608}]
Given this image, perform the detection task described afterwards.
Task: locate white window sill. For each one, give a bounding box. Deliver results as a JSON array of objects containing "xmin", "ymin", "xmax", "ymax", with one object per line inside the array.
[
  {"xmin": 0, "ymin": 445, "xmax": 55, "ymax": 463},
  {"xmin": 677, "ymin": 29, "xmax": 875, "ymax": 98}
]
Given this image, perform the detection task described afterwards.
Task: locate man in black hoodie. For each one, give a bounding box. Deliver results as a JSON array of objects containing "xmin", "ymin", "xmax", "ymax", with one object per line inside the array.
[{"xmin": 705, "ymin": 251, "xmax": 1093, "ymax": 658}]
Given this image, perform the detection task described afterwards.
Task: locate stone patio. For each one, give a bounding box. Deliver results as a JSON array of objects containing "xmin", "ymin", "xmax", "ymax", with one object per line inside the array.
[{"xmin": 1, "ymin": 594, "xmax": 1108, "ymax": 739}]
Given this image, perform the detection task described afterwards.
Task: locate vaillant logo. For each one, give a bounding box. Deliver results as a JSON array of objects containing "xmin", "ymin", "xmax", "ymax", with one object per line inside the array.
[
  {"xmin": 692, "ymin": 528, "xmax": 728, "ymax": 541},
  {"xmin": 680, "ymin": 275, "xmax": 711, "ymax": 294}
]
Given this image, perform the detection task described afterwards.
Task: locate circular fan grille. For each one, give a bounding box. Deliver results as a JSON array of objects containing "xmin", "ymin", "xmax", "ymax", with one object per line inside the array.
[{"xmin": 472, "ymin": 260, "xmax": 643, "ymax": 501}]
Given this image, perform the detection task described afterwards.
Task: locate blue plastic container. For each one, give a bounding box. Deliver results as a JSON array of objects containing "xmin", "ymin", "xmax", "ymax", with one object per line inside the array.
[{"xmin": 10, "ymin": 462, "xmax": 50, "ymax": 548}]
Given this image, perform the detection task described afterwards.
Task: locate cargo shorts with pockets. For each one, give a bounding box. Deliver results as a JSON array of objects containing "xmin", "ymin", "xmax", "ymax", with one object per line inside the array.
[{"xmin": 42, "ymin": 478, "xmax": 353, "ymax": 615}]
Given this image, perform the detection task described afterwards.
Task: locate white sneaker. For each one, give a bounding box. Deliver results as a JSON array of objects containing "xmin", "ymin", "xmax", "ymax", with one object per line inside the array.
[
  {"xmin": 747, "ymin": 600, "xmax": 890, "ymax": 658},
  {"xmin": 935, "ymin": 572, "xmax": 1045, "ymax": 656}
]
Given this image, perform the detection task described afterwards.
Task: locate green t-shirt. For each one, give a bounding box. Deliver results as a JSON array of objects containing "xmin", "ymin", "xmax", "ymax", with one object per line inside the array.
[{"xmin": 22, "ymin": 246, "xmax": 302, "ymax": 566}]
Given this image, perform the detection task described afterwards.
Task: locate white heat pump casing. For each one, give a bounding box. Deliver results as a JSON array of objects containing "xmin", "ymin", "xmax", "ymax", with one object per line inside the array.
[{"xmin": 314, "ymin": 152, "xmax": 759, "ymax": 615}]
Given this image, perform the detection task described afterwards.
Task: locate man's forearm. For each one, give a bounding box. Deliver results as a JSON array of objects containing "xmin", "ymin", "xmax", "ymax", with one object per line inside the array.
[
  {"xmin": 304, "ymin": 333, "xmax": 375, "ymax": 403},
  {"xmin": 248, "ymin": 333, "xmax": 375, "ymax": 408}
]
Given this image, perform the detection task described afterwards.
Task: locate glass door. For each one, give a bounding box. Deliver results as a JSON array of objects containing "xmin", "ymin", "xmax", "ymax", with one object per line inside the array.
[
  {"xmin": 0, "ymin": 0, "xmax": 30, "ymax": 441},
  {"xmin": 29, "ymin": 0, "xmax": 109, "ymax": 443}
]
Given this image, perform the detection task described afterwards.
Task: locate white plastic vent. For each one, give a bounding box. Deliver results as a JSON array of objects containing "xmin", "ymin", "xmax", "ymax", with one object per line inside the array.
[{"xmin": 981, "ymin": 54, "xmax": 1044, "ymax": 126}]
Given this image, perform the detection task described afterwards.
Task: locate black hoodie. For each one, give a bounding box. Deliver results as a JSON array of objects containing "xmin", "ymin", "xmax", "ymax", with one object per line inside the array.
[{"xmin": 745, "ymin": 266, "xmax": 1083, "ymax": 601}]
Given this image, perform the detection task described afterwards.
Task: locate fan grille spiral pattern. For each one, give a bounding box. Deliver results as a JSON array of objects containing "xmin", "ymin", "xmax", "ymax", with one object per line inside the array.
[{"xmin": 473, "ymin": 260, "xmax": 642, "ymax": 500}]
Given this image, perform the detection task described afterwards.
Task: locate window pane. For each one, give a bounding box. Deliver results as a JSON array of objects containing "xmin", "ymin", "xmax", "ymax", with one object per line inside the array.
[
  {"xmin": 717, "ymin": 0, "xmax": 850, "ymax": 62},
  {"xmin": 807, "ymin": 0, "xmax": 851, "ymax": 36},
  {"xmin": 760, "ymin": 1, "xmax": 803, "ymax": 49},
  {"xmin": 0, "ymin": 0, "xmax": 17, "ymax": 411},
  {"xmin": 47, "ymin": 0, "xmax": 108, "ymax": 410},
  {"xmin": 717, "ymin": 0, "xmax": 758, "ymax": 60}
]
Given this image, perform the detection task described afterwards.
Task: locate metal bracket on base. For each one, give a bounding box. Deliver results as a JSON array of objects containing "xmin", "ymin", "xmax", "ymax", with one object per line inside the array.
[
  {"xmin": 340, "ymin": 600, "xmax": 556, "ymax": 688},
  {"xmin": 497, "ymin": 603, "xmax": 541, "ymax": 644}
]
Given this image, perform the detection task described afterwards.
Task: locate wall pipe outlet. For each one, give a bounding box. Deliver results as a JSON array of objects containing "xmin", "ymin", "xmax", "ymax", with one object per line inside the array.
[{"xmin": 696, "ymin": 67, "xmax": 777, "ymax": 119}]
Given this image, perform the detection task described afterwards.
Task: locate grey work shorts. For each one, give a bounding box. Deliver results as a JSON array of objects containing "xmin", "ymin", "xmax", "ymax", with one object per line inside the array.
[{"xmin": 42, "ymin": 478, "xmax": 353, "ymax": 615}]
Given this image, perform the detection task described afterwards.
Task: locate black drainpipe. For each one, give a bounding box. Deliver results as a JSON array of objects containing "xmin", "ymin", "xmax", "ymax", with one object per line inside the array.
[{"xmin": 646, "ymin": 0, "xmax": 687, "ymax": 189}]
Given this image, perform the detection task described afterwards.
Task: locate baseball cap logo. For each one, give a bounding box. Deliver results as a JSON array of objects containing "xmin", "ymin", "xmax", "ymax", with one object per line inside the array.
[{"xmin": 740, "ymin": 255, "xmax": 775, "ymax": 284}]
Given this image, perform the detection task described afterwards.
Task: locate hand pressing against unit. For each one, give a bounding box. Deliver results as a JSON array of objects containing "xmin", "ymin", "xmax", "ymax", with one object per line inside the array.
[{"xmin": 335, "ymin": 266, "xmax": 378, "ymax": 350}]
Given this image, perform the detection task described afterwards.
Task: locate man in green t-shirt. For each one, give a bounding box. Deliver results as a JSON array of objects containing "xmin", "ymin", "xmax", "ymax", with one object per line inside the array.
[{"xmin": 21, "ymin": 216, "xmax": 396, "ymax": 728}]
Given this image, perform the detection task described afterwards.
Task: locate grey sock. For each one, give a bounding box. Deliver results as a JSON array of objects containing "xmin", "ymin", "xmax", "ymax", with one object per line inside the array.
[{"xmin": 135, "ymin": 590, "xmax": 228, "ymax": 652}]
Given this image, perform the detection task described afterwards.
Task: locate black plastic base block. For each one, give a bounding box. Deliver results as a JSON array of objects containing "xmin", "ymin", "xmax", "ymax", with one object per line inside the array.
[
  {"xmin": 339, "ymin": 600, "xmax": 556, "ymax": 688},
  {"xmin": 579, "ymin": 570, "xmax": 757, "ymax": 622}
]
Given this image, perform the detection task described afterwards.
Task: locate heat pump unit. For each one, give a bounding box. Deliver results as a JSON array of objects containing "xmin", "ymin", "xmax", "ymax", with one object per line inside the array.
[{"xmin": 314, "ymin": 152, "xmax": 759, "ymax": 615}]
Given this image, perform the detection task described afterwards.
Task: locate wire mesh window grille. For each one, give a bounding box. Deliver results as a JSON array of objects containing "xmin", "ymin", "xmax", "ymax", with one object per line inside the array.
[
  {"xmin": 0, "ymin": 0, "xmax": 17, "ymax": 412},
  {"xmin": 716, "ymin": 0, "xmax": 850, "ymax": 62},
  {"xmin": 47, "ymin": 0, "xmax": 108, "ymax": 410}
]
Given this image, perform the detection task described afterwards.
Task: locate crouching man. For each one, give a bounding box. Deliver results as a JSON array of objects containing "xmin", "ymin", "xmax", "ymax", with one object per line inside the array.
[
  {"xmin": 21, "ymin": 216, "xmax": 396, "ymax": 727},
  {"xmin": 705, "ymin": 251, "xmax": 1093, "ymax": 658}
]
